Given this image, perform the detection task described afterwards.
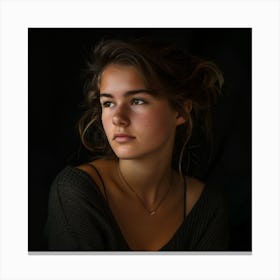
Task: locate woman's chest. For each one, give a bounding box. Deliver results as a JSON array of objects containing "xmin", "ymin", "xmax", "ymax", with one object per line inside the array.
[{"xmin": 107, "ymin": 193, "xmax": 185, "ymax": 251}]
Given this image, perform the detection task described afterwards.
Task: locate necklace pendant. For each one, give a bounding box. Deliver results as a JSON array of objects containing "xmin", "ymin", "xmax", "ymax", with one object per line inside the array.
[{"xmin": 149, "ymin": 210, "xmax": 156, "ymax": 216}]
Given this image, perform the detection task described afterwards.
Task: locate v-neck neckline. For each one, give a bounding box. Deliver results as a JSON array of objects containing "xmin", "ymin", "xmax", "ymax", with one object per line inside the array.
[{"xmin": 72, "ymin": 165, "xmax": 207, "ymax": 251}]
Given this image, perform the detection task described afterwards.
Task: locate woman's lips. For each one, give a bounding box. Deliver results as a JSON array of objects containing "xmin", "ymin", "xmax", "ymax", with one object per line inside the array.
[{"xmin": 113, "ymin": 134, "xmax": 135, "ymax": 143}]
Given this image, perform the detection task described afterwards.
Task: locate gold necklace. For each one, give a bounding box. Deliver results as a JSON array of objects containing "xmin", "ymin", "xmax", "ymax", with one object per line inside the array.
[{"xmin": 116, "ymin": 161, "xmax": 174, "ymax": 216}]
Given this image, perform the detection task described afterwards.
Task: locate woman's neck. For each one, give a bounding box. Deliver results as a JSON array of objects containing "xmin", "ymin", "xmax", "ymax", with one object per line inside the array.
[{"xmin": 117, "ymin": 157, "xmax": 175, "ymax": 206}]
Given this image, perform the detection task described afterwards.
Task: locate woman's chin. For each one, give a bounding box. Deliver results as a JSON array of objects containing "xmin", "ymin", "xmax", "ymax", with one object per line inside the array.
[
  {"xmin": 113, "ymin": 148, "xmax": 143, "ymax": 160},
  {"xmin": 114, "ymin": 152, "xmax": 139, "ymax": 160}
]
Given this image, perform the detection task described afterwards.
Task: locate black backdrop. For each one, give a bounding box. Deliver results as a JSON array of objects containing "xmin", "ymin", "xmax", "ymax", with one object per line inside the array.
[{"xmin": 28, "ymin": 28, "xmax": 251, "ymax": 251}]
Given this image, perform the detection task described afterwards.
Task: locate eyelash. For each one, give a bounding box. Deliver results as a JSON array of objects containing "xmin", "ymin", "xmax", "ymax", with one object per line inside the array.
[
  {"xmin": 101, "ymin": 101, "xmax": 113, "ymax": 108},
  {"xmin": 101, "ymin": 98, "xmax": 147, "ymax": 108},
  {"xmin": 131, "ymin": 98, "xmax": 146, "ymax": 105}
]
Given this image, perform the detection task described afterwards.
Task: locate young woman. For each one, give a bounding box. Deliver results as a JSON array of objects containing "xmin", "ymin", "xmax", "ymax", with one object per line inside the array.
[{"xmin": 45, "ymin": 39, "xmax": 229, "ymax": 251}]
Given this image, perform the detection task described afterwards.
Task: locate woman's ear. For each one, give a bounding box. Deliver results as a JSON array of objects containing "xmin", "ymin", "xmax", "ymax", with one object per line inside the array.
[{"xmin": 175, "ymin": 100, "xmax": 192, "ymax": 126}]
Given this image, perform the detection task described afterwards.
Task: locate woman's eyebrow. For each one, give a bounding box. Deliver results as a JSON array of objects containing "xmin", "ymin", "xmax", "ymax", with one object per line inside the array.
[{"xmin": 99, "ymin": 89, "xmax": 154, "ymax": 98}]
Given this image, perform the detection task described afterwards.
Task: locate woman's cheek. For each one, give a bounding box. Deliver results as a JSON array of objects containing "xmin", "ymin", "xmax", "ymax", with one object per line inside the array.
[{"xmin": 101, "ymin": 114, "xmax": 111, "ymax": 136}]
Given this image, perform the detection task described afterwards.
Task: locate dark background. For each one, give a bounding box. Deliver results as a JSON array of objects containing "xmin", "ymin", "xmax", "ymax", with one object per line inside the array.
[{"xmin": 28, "ymin": 28, "xmax": 251, "ymax": 251}]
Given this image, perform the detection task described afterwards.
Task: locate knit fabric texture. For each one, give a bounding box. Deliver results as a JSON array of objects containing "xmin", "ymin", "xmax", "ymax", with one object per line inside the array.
[{"xmin": 44, "ymin": 166, "xmax": 229, "ymax": 251}]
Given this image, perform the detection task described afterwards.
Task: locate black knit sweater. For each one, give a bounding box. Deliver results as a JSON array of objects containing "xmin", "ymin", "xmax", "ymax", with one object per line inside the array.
[{"xmin": 44, "ymin": 166, "xmax": 229, "ymax": 251}]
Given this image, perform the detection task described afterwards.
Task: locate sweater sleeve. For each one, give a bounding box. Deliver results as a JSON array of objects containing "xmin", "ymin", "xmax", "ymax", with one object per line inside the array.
[{"xmin": 44, "ymin": 167, "xmax": 110, "ymax": 251}]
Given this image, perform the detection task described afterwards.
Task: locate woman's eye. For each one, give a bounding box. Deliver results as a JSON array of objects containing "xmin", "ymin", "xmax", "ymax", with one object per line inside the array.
[
  {"xmin": 131, "ymin": 98, "xmax": 146, "ymax": 105},
  {"xmin": 101, "ymin": 101, "xmax": 113, "ymax": 108}
]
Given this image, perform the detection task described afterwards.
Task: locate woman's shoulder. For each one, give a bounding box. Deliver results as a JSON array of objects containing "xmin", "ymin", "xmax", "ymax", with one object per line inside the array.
[
  {"xmin": 47, "ymin": 164, "xmax": 111, "ymax": 216},
  {"xmin": 76, "ymin": 158, "xmax": 114, "ymax": 176},
  {"xmin": 52, "ymin": 165, "xmax": 92, "ymax": 185},
  {"xmin": 185, "ymin": 176, "xmax": 205, "ymax": 215},
  {"xmin": 185, "ymin": 176, "xmax": 227, "ymax": 215},
  {"xmin": 50, "ymin": 164, "xmax": 104, "ymax": 198},
  {"xmin": 187, "ymin": 177, "xmax": 205, "ymax": 197},
  {"xmin": 76, "ymin": 158, "xmax": 115, "ymax": 199}
]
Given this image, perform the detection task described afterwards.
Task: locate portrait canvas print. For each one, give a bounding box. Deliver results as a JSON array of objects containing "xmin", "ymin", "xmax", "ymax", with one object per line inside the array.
[{"xmin": 28, "ymin": 28, "xmax": 251, "ymax": 252}]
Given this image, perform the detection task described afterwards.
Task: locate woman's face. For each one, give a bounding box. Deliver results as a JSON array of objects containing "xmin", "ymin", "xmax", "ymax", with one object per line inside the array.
[{"xmin": 99, "ymin": 64, "xmax": 185, "ymax": 160}]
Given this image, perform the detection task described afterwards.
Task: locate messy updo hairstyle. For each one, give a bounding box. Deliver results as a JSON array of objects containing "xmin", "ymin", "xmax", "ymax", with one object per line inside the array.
[{"xmin": 78, "ymin": 38, "xmax": 224, "ymax": 175}]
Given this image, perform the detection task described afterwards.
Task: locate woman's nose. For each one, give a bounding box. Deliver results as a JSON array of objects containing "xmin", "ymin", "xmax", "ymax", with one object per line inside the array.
[{"xmin": 112, "ymin": 106, "xmax": 130, "ymax": 127}]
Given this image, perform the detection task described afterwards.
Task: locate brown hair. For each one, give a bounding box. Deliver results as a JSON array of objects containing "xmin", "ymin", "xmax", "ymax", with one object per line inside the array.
[{"xmin": 78, "ymin": 39, "xmax": 224, "ymax": 173}]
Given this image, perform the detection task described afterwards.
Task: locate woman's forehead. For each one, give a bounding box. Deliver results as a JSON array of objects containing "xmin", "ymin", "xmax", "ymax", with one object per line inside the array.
[{"xmin": 99, "ymin": 64, "xmax": 147, "ymax": 92}]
